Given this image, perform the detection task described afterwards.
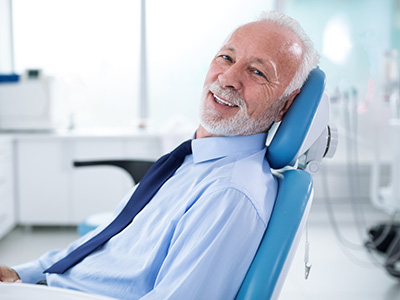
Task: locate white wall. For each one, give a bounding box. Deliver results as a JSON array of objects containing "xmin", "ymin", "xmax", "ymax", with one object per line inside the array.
[{"xmin": 0, "ymin": 0, "xmax": 13, "ymax": 73}]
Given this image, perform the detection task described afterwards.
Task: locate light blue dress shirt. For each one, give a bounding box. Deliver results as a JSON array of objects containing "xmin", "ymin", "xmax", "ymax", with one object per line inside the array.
[{"xmin": 14, "ymin": 133, "xmax": 277, "ymax": 300}]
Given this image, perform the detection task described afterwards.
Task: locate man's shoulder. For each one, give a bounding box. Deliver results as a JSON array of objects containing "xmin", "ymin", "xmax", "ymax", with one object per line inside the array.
[{"xmin": 192, "ymin": 149, "xmax": 277, "ymax": 224}]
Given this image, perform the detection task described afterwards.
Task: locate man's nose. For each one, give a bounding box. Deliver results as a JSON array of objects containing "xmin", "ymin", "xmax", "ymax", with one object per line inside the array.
[{"xmin": 218, "ymin": 65, "xmax": 242, "ymax": 90}]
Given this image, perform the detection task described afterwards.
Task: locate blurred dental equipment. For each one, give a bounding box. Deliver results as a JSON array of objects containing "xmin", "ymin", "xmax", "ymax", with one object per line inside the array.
[
  {"xmin": 0, "ymin": 71, "xmax": 66, "ymax": 131},
  {"xmin": 367, "ymin": 49, "xmax": 400, "ymax": 278},
  {"xmin": 382, "ymin": 50, "xmax": 400, "ymax": 118},
  {"xmin": 370, "ymin": 50, "xmax": 400, "ymax": 215},
  {"xmin": 319, "ymin": 50, "xmax": 400, "ymax": 278}
]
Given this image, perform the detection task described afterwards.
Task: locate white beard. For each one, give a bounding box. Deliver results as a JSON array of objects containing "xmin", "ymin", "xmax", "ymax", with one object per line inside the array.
[{"xmin": 199, "ymin": 81, "xmax": 278, "ymax": 136}]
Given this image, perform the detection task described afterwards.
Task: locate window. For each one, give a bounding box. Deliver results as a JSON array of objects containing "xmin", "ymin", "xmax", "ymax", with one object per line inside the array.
[{"xmin": 12, "ymin": 0, "xmax": 274, "ymax": 130}]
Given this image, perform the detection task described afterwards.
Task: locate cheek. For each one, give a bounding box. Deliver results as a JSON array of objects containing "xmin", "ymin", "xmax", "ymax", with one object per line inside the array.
[
  {"xmin": 203, "ymin": 62, "xmax": 220, "ymax": 86},
  {"xmin": 244, "ymin": 86, "xmax": 276, "ymax": 118}
]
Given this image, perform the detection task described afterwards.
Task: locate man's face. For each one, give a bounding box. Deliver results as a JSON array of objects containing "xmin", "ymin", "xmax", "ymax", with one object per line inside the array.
[{"xmin": 198, "ymin": 20, "xmax": 304, "ymax": 138}]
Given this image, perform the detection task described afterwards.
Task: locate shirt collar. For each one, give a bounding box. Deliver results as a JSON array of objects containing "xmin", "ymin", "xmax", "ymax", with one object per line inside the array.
[{"xmin": 191, "ymin": 132, "xmax": 268, "ymax": 164}]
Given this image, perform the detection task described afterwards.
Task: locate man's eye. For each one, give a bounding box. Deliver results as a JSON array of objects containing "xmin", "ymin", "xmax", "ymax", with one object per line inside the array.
[
  {"xmin": 221, "ymin": 55, "xmax": 233, "ymax": 62},
  {"xmin": 252, "ymin": 69, "xmax": 265, "ymax": 77}
]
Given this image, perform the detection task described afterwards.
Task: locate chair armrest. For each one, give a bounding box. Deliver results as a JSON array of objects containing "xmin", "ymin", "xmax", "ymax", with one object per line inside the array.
[{"xmin": 73, "ymin": 160, "xmax": 154, "ymax": 184}]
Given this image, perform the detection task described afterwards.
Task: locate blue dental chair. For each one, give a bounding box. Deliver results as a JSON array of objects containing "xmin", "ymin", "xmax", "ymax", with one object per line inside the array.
[
  {"xmin": 236, "ymin": 67, "xmax": 337, "ymax": 299},
  {"xmin": 74, "ymin": 68, "xmax": 337, "ymax": 299}
]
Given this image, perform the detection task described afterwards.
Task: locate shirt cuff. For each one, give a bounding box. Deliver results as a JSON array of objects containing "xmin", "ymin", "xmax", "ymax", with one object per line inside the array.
[{"xmin": 12, "ymin": 260, "xmax": 47, "ymax": 284}]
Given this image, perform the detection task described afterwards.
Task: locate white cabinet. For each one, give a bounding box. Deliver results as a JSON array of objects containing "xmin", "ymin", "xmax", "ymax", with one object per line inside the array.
[
  {"xmin": 70, "ymin": 139, "xmax": 129, "ymax": 223},
  {"xmin": 0, "ymin": 136, "xmax": 15, "ymax": 239},
  {"xmin": 16, "ymin": 140, "xmax": 70, "ymax": 224},
  {"xmin": 15, "ymin": 134, "xmax": 162, "ymax": 225}
]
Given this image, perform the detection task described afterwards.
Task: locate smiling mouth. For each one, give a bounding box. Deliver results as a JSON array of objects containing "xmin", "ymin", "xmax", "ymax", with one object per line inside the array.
[{"xmin": 213, "ymin": 93, "xmax": 238, "ymax": 107}]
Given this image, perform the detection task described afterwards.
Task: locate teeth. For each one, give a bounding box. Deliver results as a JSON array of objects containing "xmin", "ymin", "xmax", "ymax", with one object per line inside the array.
[{"xmin": 213, "ymin": 94, "xmax": 237, "ymax": 107}]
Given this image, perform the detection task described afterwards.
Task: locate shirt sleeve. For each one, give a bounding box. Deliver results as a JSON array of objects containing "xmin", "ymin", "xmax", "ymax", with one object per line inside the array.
[
  {"xmin": 140, "ymin": 187, "xmax": 268, "ymax": 300},
  {"xmin": 12, "ymin": 186, "xmax": 137, "ymax": 284}
]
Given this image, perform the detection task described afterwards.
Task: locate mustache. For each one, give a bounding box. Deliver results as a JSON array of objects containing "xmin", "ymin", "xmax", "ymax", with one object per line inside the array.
[{"xmin": 208, "ymin": 82, "xmax": 245, "ymax": 107}]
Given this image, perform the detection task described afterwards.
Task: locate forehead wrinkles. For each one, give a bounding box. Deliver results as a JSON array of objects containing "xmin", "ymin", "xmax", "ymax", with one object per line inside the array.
[{"xmin": 229, "ymin": 22, "xmax": 303, "ymax": 62}]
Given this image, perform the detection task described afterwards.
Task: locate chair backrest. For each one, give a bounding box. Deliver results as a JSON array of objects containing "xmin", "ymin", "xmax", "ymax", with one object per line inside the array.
[
  {"xmin": 267, "ymin": 67, "xmax": 326, "ymax": 169},
  {"xmin": 235, "ymin": 68, "xmax": 328, "ymax": 300}
]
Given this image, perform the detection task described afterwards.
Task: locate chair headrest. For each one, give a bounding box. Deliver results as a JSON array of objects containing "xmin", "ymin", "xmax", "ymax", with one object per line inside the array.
[{"xmin": 267, "ymin": 67, "xmax": 327, "ymax": 170}]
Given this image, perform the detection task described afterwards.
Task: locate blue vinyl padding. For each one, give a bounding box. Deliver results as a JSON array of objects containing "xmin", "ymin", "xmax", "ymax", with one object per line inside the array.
[
  {"xmin": 267, "ymin": 68, "xmax": 326, "ymax": 169},
  {"xmin": 235, "ymin": 169, "xmax": 313, "ymax": 300}
]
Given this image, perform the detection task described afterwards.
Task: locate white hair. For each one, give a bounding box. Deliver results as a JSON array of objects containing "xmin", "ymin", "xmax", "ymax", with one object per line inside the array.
[{"xmin": 258, "ymin": 11, "xmax": 320, "ymax": 99}]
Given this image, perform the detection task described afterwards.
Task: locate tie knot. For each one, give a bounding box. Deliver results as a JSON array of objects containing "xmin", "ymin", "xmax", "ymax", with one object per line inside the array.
[{"xmin": 171, "ymin": 140, "xmax": 192, "ymax": 158}]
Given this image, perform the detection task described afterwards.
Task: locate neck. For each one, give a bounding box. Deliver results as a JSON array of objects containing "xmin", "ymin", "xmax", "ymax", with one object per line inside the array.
[{"xmin": 195, "ymin": 125, "xmax": 214, "ymax": 139}]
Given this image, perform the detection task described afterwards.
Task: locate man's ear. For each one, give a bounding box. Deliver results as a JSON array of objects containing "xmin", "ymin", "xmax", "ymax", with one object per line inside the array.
[{"xmin": 274, "ymin": 89, "xmax": 300, "ymax": 122}]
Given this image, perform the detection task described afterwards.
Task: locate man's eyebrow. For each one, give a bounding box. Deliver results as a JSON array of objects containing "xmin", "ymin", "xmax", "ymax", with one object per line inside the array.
[
  {"xmin": 253, "ymin": 57, "xmax": 278, "ymax": 76},
  {"xmin": 254, "ymin": 57, "xmax": 271, "ymax": 67},
  {"xmin": 221, "ymin": 46, "xmax": 236, "ymax": 53}
]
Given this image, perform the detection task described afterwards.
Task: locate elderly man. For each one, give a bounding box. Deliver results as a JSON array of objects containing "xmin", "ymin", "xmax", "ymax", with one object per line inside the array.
[{"xmin": 0, "ymin": 10, "xmax": 319, "ymax": 300}]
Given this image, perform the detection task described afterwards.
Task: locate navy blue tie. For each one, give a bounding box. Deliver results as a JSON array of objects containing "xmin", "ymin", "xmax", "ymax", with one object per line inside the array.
[{"xmin": 44, "ymin": 140, "xmax": 192, "ymax": 274}]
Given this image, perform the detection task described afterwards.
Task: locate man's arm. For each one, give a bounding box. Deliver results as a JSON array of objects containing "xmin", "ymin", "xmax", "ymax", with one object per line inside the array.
[
  {"xmin": 10, "ymin": 225, "xmax": 109, "ymax": 283},
  {"xmin": 11, "ymin": 187, "xmax": 137, "ymax": 284},
  {"xmin": 0, "ymin": 265, "xmax": 22, "ymax": 283}
]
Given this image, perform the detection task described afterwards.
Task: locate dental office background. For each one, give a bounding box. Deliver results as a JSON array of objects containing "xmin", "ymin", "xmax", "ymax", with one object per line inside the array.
[{"xmin": 1, "ymin": 0, "xmax": 400, "ymax": 286}]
